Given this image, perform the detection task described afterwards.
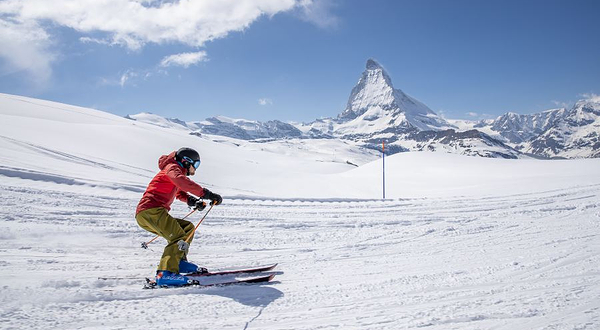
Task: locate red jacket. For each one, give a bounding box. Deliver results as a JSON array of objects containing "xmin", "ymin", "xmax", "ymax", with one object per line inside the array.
[{"xmin": 136, "ymin": 151, "xmax": 205, "ymax": 215}]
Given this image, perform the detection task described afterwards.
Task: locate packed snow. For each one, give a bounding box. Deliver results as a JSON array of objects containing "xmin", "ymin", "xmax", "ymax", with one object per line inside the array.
[{"xmin": 1, "ymin": 93, "xmax": 600, "ymax": 329}]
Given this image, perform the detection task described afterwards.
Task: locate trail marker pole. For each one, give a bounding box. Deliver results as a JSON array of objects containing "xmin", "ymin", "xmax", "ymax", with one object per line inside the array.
[{"xmin": 382, "ymin": 141, "xmax": 385, "ymax": 200}]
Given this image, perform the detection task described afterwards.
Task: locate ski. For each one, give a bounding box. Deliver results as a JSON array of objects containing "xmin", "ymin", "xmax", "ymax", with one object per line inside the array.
[
  {"xmin": 184, "ymin": 263, "xmax": 278, "ymax": 277},
  {"xmin": 98, "ymin": 263, "xmax": 277, "ymax": 281},
  {"xmin": 143, "ymin": 273, "xmax": 275, "ymax": 289}
]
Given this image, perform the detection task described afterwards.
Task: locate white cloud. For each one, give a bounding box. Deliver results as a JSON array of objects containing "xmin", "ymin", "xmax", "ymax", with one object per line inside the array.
[
  {"xmin": 0, "ymin": 16, "xmax": 55, "ymax": 85},
  {"xmin": 258, "ymin": 98, "xmax": 273, "ymax": 106},
  {"xmin": 1, "ymin": 0, "xmax": 299, "ymax": 49},
  {"xmin": 98, "ymin": 69, "xmax": 146, "ymax": 87},
  {"xmin": 79, "ymin": 37, "xmax": 112, "ymax": 46},
  {"xmin": 120, "ymin": 70, "xmax": 137, "ymax": 87},
  {"xmin": 463, "ymin": 111, "xmax": 494, "ymax": 120},
  {"xmin": 436, "ymin": 109, "xmax": 448, "ymax": 119},
  {"xmin": 552, "ymin": 93, "xmax": 600, "ymax": 108},
  {"xmin": 1, "ymin": 0, "xmax": 343, "ymax": 85},
  {"xmin": 551, "ymin": 100, "xmax": 571, "ymax": 108},
  {"xmin": 0, "ymin": 0, "xmax": 301, "ymax": 80},
  {"xmin": 579, "ymin": 93, "xmax": 600, "ymax": 103},
  {"xmin": 297, "ymin": 0, "xmax": 340, "ymax": 29},
  {"xmin": 160, "ymin": 51, "xmax": 208, "ymax": 68}
]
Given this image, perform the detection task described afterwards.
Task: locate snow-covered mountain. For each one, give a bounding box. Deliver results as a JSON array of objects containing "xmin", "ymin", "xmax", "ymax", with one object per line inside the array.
[
  {"xmin": 129, "ymin": 59, "xmax": 455, "ymax": 142},
  {"xmin": 297, "ymin": 59, "xmax": 455, "ymax": 139},
  {"xmin": 522, "ymin": 99, "xmax": 600, "ymax": 158},
  {"xmin": 336, "ymin": 59, "xmax": 452, "ymax": 134},
  {"xmin": 396, "ymin": 129, "xmax": 523, "ymax": 159},
  {"xmin": 127, "ymin": 60, "xmax": 598, "ymax": 159},
  {"xmin": 128, "ymin": 113, "xmax": 303, "ymax": 140},
  {"xmin": 482, "ymin": 108, "xmax": 568, "ymax": 144},
  {"xmin": 456, "ymin": 98, "xmax": 600, "ymax": 159},
  {"xmin": 298, "ymin": 59, "xmax": 521, "ymax": 159},
  {"xmin": 126, "ymin": 60, "xmax": 524, "ymax": 159},
  {"xmin": 194, "ymin": 117, "xmax": 303, "ymax": 140},
  {"xmin": 126, "ymin": 112, "xmax": 190, "ymax": 130}
]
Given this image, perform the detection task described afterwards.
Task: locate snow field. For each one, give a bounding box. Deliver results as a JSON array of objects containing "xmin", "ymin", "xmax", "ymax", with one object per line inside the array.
[
  {"xmin": 1, "ymin": 181, "xmax": 598, "ymax": 329},
  {"xmin": 1, "ymin": 93, "xmax": 600, "ymax": 329}
]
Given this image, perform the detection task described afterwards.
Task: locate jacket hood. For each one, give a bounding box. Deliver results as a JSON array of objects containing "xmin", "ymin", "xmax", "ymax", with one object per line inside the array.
[{"xmin": 158, "ymin": 151, "xmax": 179, "ymax": 170}]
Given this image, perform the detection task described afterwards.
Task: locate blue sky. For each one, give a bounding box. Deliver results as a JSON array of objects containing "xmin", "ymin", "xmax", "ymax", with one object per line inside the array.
[{"xmin": 1, "ymin": 0, "xmax": 599, "ymax": 122}]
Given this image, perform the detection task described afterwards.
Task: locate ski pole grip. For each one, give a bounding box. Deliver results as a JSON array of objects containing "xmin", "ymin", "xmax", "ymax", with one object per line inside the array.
[{"xmin": 195, "ymin": 201, "xmax": 207, "ymax": 210}]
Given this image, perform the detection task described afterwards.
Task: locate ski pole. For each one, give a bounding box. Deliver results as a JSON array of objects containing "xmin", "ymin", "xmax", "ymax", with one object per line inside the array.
[
  {"xmin": 140, "ymin": 208, "xmax": 198, "ymax": 249},
  {"xmin": 184, "ymin": 203, "xmax": 214, "ymax": 243}
]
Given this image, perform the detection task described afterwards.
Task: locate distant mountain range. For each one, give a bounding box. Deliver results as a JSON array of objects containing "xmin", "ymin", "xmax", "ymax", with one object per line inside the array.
[
  {"xmin": 127, "ymin": 59, "xmax": 600, "ymax": 159},
  {"xmin": 125, "ymin": 113, "xmax": 303, "ymax": 140},
  {"xmin": 461, "ymin": 98, "xmax": 600, "ymax": 158}
]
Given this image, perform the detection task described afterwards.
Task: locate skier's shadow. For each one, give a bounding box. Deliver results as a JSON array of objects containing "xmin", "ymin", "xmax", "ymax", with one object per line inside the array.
[
  {"xmin": 203, "ymin": 280, "xmax": 283, "ymax": 307},
  {"xmin": 201, "ymin": 281, "xmax": 284, "ymax": 330}
]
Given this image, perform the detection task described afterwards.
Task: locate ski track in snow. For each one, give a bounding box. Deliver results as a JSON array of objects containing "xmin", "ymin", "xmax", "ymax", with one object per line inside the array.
[{"xmin": 0, "ymin": 183, "xmax": 599, "ymax": 329}]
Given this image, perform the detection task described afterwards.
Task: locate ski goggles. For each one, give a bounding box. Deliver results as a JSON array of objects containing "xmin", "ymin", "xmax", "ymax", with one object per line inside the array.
[{"xmin": 183, "ymin": 156, "xmax": 201, "ymax": 169}]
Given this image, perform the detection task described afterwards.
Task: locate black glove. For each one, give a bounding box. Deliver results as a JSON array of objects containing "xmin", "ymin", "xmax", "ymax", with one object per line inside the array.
[
  {"xmin": 202, "ymin": 188, "xmax": 223, "ymax": 205},
  {"xmin": 187, "ymin": 195, "xmax": 206, "ymax": 210}
]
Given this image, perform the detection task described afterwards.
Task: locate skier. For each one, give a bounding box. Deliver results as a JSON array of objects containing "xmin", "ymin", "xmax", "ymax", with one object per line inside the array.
[{"xmin": 135, "ymin": 147, "xmax": 222, "ymax": 286}]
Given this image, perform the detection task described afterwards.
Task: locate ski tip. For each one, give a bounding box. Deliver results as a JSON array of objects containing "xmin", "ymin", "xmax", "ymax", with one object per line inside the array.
[
  {"xmin": 244, "ymin": 274, "xmax": 276, "ymax": 284},
  {"xmin": 263, "ymin": 263, "xmax": 278, "ymax": 271}
]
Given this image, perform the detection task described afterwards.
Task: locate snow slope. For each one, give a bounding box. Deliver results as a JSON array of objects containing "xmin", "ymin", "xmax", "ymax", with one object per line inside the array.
[
  {"xmin": 0, "ymin": 93, "xmax": 375, "ymax": 199},
  {"xmin": 1, "ymin": 93, "xmax": 600, "ymax": 329}
]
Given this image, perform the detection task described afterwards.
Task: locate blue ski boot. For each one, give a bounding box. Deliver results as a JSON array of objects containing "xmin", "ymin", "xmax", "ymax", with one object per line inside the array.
[
  {"xmin": 179, "ymin": 259, "xmax": 208, "ymax": 274},
  {"xmin": 155, "ymin": 270, "xmax": 192, "ymax": 287}
]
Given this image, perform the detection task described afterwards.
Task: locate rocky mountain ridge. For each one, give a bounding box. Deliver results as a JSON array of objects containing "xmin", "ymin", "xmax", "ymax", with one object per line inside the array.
[
  {"xmin": 126, "ymin": 59, "xmax": 599, "ymax": 159},
  {"xmin": 465, "ymin": 98, "xmax": 600, "ymax": 158}
]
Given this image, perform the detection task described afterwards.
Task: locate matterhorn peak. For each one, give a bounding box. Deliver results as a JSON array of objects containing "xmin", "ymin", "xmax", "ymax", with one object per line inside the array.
[
  {"xmin": 366, "ymin": 58, "xmax": 383, "ymax": 70},
  {"xmin": 337, "ymin": 59, "xmax": 451, "ymax": 132},
  {"xmin": 338, "ymin": 59, "xmax": 395, "ymax": 120}
]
